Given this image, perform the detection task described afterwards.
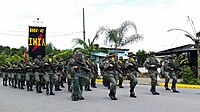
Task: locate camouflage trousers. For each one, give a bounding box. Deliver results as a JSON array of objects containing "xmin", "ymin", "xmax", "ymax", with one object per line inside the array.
[
  {"xmin": 128, "ymin": 72, "xmax": 138, "ymax": 89},
  {"xmin": 71, "ymin": 75, "xmax": 85, "ymax": 100},
  {"xmin": 164, "ymin": 71, "xmax": 177, "ymax": 89},
  {"xmin": 108, "ymin": 73, "xmax": 118, "ymax": 94},
  {"xmin": 149, "ymin": 71, "xmax": 158, "ymax": 87}
]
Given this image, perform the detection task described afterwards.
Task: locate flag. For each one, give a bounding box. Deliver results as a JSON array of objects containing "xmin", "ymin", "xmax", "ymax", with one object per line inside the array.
[{"xmin": 24, "ymin": 48, "xmax": 26, "ymax": 60}]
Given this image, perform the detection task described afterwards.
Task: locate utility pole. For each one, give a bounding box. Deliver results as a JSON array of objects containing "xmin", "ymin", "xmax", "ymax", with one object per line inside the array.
[{"xmin": 83, "ymin": 8, "xmax": 86, "ymax": 43}]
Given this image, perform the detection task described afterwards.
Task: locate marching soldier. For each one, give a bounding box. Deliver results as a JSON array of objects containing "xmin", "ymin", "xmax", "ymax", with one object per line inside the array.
[
  {"xmin": 64, "ymin": 54, "xmax": 73, "ymax": 92},
  {"xmin": 144, "ymin": 51, "xmax": 161, "ymax": 95},
  {"xmin": 25, "ymin": 58, "xmax": 34, "ymax": 91},
  {"xmin": 1, "ymin": 62, "xmax": 8, "ymax": 86},
  {"xmin": 91, "ymin": 58, "xmax": 98, "ymax": 88},
  {"xmin": 69, "ymin": 52, "xmax": 88, "ymax": 101},
  {"xmin": 125, "ymin": 53, "xmax": 141, "ymax": 98},
  {"xmin": 17, "ymin": 60, "xmax": 25, "ymax": 89},
  {"xmin": 43, "ymin": 53, "xmax": 56, "ymax": 95},
  {"xmin": 100, "ymin": 57, "xmax": 110, "ymax": 88},
  {"xmin": 53, "ymin": 56, "xmax": 62, "ymax": 91},
  {"xmin": 165, "ymin": 54, "xmax": 180, "ymax": 93},
  {"xmin": 33, "ymin": 56, "xmax": 43, "ymax": 93},
  {"xmin": 118, "ymin": 56, "xmax": 125, "ymax": 88},
  {"xmin": 84, "ymin": 55, "xmax": 92, "ymax": 91},
  {"xmin": 104, "ymin": 53, "xmax": 119, "ymax": 100}
]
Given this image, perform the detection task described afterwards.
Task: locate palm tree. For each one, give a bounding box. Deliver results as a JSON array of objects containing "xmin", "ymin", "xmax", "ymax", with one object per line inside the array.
[
  {"xmin": 168, "ymin": 16, "xmax": 200, "ymax": 80},
  {"xmin": 72, "ymin": 27, "xmax": 104, "ymax": 56},
  {"xmin": 101, "ymin": 20, "xmax": 143, "ymax": 55}
]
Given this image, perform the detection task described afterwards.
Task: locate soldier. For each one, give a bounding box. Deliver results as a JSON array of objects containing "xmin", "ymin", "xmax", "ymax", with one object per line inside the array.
[
  {"xmin": 7, "ymin": 62, "xmax": 12, "ymax": 86},
  {"xmin": 53, "ymin": 56, "xmax": 62, "ymax": 91},
  {"xmin": 12, "ymin": 61, "xmax": 18, "ymax": 88},
  {"xmin": 160, "ymin": 56, "xmax": 171, "ymax": 90},
  {"xmin": 91, "ymin": 58, "xmax": 98, "ymax": 88},
  {"xmin": 69, "ymin": 52, "xmax": 88, "ymax": 101},
  {"xmin": 118, "ymin": 56, "xmax": 125, "ymax": 88},
  {"xmin": 144, "ymin": 51, "xmax": 161, "ymax": 95},
  {"xmin": 1, "ymin": 62, "xmax": 8, "ymax": 86},
  {"xmin": 64, "ymin": 54, "xmax": 73, "ymax": 92},
  {"xmin": 100, "ymin": 57, "xmax": 110, "ymax": 88},
  {"xmin": 25, "ymin": 58, "xmax": 34, "ymax": 91},
  {"xmin": 33, "ymin": 56, "xmax": 43, "ymax": 93},
  {"xmin": 104, "ymin": 53, "xmax": 119, "ymax": 100},
  {"xmin": 84, "ymin": 55, "xmax": 92, "ymax": 91},
  {"xmin": 43, "ymin": 53, "xmax": 56, "ymax": 95},
  {"xmin": 17, "ymin": 60, "xmax": 25, "ymax": 89},
  {"xmin": 165, "ymin": 54, "xmax": 180, "ymax": 93},
  {"xmin": 125, "ymin": 53, "xmax": 141, "ymax": 98}
]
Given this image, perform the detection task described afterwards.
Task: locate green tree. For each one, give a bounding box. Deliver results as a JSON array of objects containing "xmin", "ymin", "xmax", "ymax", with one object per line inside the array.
[
  {"xmin": 72, "ymin": 27, "xmax": 104, "ymax": 56},
  {"xmin": 101, "ymin": 20, "xmax": 143, "ymax": 55},
  {"xmin": 168, "ymin": 16, "xmax": 200, "ymax": 81},
  {"xmin": 136, "ymin": 49, "xmax": 148, "ymax": 67}
]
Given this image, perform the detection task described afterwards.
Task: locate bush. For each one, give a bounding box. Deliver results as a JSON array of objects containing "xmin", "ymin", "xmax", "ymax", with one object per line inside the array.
[{"xmin": 180, "ymin": 65, "xmax": 200, "ymax": 85}]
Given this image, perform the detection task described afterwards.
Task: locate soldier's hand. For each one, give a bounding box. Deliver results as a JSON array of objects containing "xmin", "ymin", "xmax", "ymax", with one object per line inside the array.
[
  {"xmin": 110, "ymin": 64, "xmax": 113, "ymax": 67},
  {"xmin": 151, "ymin": 65, "xmax": 156, "ymax": 67},
  {"xmin": 74, "ymin": 66, "xmax": 78, "ymax": 69}
]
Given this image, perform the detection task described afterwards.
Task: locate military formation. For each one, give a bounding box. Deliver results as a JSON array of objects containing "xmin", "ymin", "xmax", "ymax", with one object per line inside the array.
[{"xmin": 1, "ymin": 51, "xmax": 184, "ymax": 101}]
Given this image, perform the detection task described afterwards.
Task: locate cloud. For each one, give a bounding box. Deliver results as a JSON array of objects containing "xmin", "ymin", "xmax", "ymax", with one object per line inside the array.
[{"xmin": 0, "ymin": 0, "xmax": 199, "ymax": 53}]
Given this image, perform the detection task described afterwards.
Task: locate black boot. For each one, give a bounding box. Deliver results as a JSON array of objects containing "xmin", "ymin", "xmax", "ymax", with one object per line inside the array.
[
  {"xmin": 109, "ymin": 91, "xmax": 118, "ymax": 100},
  {"xmin": 37, "ymin": 84, "xmax": 42, "ymax": 93},
  {"xmin": 171, "ymin": 86, "xmax": 180, "ymax": 93},
  {"xmin": 118, "ymin": 80, "xmax": 124, "ymax": 88},
  {"xmin": 50, "ymin": 87, "xmax": 55, "ymax": 95},
  {"xmin": 164, "ymin": 84, "xmax": 170, "ymax": 90},
  {"xmin": 85, "ymin": 85, "xmax": 92, "ymax": 91},
  {"xmin": 150, "ymin": 86, "xmax": 159, "ymax": 95},
  {"xmin": 130, "ymin": 88, "xmax": 136, "ymax": 98},
  {"xmin": 72, "ymin": 96, "xmax": 78, "ymax": 101}
]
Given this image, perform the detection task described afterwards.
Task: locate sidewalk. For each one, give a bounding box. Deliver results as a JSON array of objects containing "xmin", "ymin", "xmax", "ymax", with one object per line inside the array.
[{"xmin": 96, "ymin": 78, "xmax": 200, "ymax": 89}]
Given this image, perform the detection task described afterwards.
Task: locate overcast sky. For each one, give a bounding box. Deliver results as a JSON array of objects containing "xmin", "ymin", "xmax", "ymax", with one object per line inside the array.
[{"xmin": 0, "ymin": 0, "xmax": 199, "ymax": 53}]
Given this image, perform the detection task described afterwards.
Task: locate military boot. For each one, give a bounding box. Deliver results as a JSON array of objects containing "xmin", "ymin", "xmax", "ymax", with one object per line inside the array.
[
  {"xmin": 164, "ymin": 84, "xmax": 170, "ymax": 90},
  {"xmin": 150, "ymin": 86, "xmax": 159, "ymax": 95},
  {"xmin": 130, "ymin": 87, "xmax": 136, "ymax": 98},
  {"xmin": 171, "ymin": 86, "xmax": 180, "ymax": 93},
  {"xmin": 50, "ymin": 87, "xmax": 55, "ymax": 95},
  {"xmin": 109, "ymin": 91, "xmax": 118, "ymax": 100},
  {"xmin": 118, "ymin": 80, "xmax": 124, "ymax": 88},
  {"xmin": 72, "ymin": 96, "xmax": 78, "ymax": 101},
  {"xmin": 37, "ymin": 84, "xmax": 42, "ymax": 93}
]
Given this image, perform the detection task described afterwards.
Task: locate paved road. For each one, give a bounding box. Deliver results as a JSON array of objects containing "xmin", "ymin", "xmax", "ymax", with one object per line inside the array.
[{"xmin": 0, "ymin": 78, "xmax": 200, "ymax": 112}]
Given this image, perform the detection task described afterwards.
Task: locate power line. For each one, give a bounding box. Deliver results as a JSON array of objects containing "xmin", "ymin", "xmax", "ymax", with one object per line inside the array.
[{"xmin": 0, "ymin": 31, "xmax": 82, "ymax": 37}]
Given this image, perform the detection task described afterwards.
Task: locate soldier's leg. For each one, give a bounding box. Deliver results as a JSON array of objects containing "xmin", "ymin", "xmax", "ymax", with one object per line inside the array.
[
  {"xmin": 11, "ymin": 73, "xmax": 14, "ymax": 87},
  {"xmin": 130, "ymin": 73, "xmax": 138, "ymax": 98},
  {"xmin": 118, "ymin": 73, "xmax": 124, "ymax": 88},
  {"xmin": 61, "ymin": 74, "xmax": 65, "ymax": 88},
  {"xmin": 91, "ymin": 74, "xmax": 97, "ymax": 88},
  {"xmin": 21, "ymin": 75, "xmax": 25, "ymax": 89},
  {"xmin": 108, "ymin": 76, "xmax": 117, "ymax": 100},
  {"xmin": 8, "ymin": 73, "xmax": 12, "ymax": 86},
  {"xmin": 164, "ymin": 72, "xmax": 170, "ymax": 90},
  {"xmin": 150, "ymin": 72, "xmax": 159, "ymax": 95},
  {"xmin": 78, "ymin": 77, "xmax": 85, "ymax": 100},
  {"xmin": 85, "ymin": 76, "xmax": 92, "ymax": 91},
  {"xmin": 2, "ymin": 72, "xmax": 5, "ymax": 86},
  {"xmin": 50, "ymin": 73, "xmax": 55, "ymax": 95},
  {"xmin": 30, "ymin": 75, "xmax": 34, "ymax": 91},
  {"xmin": 67, "ymin": 73, "xmax": 72, "ymax": 92},
  {"xmin": 71, "ymin": 77, "xmax": 79, "ymax": 101},
  {"xmin": 171, "ymin": 72, "xmax": 179, "ymax": 93},
  {"xmin": 14, "ymin": 74, "xmax": 17, "ymax": 88},
  {"xmin": 44, "ymin": 72, "xmax": 50, "ymax": 95},
  {"xmin": 17, "ymin": 73, "xmax": 21, "ymax": 89},
  {"xmin": 26, "ymin": 73, "xmax": 30, "ymax": 91},
  {"xmin": 35, "ymin": 72, "xmax": 42, "ymax": 93}
]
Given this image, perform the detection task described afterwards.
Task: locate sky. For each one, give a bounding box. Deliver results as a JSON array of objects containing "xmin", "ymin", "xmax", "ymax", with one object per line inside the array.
[{"xmin": 0, "ymin": 0, "xmax": 200, "ymax": 53}]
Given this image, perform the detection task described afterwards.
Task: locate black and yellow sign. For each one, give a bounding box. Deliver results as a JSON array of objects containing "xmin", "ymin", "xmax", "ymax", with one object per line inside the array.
[{"xmin": 28, "ymin": 26, "xmax": 46, "ymax": 59}]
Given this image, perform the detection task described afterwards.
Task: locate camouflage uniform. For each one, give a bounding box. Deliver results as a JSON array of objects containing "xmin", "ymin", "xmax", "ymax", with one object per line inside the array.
[
  {"xmin": 25, "ymin": 59, "xmax": 34, "ymax": 91},
  {"xmin": 43, "ymin": 58, "xmax": 55, "ymax": 95},
  {"xmin": 90, "ymin": 59, "xmax": 98, "ymax": 88},
  {"xmin": 118, "ymin": 56, "xmax": 125, "ymax": 88},
  {"xmin": 165, "ymin": 54, "xmax": 180, "ymax": 93},
  {"xmin": 33, "ymin": 57, "xmax": 43, "ymax": 93},
  {"xmin": 17, "ymin": 60, "xmax": 25, "ymax": 89},
  {"xmin": 69, "ymin": 53, "xmax": 87, "ymax": 101},
  {"xmin": 144, "ymin": 52, "xmax": 161, "ymax": 95},
  {"xmin": 104, "ymin": 54, "xmax": 118, "ymax": 100},
  {"xmin": 125, "ymin": 54, "xmax": 141, "ymax": 98},
  {"xmin": 1, "ymin": 62, "xmax": 8, "ymax": 86},
  {"xmin": 84, "ymin": 56, "xmax": 92, "ymax": 91}
]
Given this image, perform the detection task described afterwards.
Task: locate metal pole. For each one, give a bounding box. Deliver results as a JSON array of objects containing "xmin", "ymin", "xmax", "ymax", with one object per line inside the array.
[{"xmin": 83, "ymin": 8, "xmax": 86, "ymax": 42}]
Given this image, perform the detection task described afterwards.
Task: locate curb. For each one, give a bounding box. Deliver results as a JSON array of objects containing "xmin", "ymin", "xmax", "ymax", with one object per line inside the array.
[
  {"xmin": 158, "ymin": 83, "xmax": 200, "ymax": 89},
  {"xmin": 97, "ymin": 79, "xmax": 200, "ymax": 89}
]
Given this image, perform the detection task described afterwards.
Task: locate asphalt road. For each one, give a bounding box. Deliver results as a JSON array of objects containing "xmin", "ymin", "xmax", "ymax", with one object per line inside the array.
[{"xmin": 0, "ymin": 78, "xmax": 200, "ymax": 112}]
